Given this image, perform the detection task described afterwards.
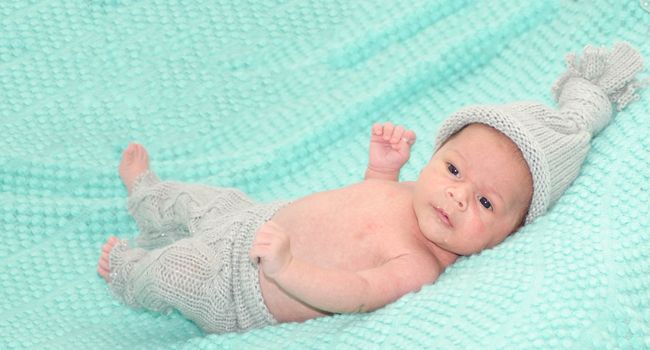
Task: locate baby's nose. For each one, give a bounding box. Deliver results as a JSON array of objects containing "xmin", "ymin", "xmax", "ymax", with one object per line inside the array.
[{"xmin": 447, "ymin": 189, "xmax": 467, "ymax": 210}]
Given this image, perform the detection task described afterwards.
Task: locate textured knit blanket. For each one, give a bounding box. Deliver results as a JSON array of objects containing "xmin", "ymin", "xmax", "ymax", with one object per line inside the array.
[{"xmin": 1, "ymin": 0, "xmax": 649, "ymax": 349}]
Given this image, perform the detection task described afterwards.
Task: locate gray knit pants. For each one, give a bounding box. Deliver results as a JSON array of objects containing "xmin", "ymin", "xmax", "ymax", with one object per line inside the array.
[{"xmin": 107, "ymin": 170, "xmax": 288, "ymax": 333}]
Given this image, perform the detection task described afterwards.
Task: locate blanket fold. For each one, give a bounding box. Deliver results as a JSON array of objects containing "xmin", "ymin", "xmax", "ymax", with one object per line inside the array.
[{"xmin": 1, "ymin": 0, "xmax": 648, "ymax": 349}]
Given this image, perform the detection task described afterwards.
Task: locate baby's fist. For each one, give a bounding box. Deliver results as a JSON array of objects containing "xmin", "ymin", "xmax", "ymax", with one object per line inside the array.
[
  {"xmin": 250, "ymin": 221, "xmax": 293, "ymax": 279},
  {"xmin": 368, "ymin": 122, "xmax": 416, "ymax": 173}
]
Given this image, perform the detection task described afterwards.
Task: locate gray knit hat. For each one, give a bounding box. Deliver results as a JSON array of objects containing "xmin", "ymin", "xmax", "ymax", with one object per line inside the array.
[{"xmin": 434, "ymin": 42, "xmax": 647, "ymax": 224}]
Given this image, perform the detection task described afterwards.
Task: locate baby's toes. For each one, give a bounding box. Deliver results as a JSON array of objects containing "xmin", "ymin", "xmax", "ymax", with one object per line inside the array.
[
  {"xmin": 122, "ymin": 144, "xmax": 137, "ymax": 160},
  {"xmin": 103, "ymin": 236, "xmax": 118, "ymax": 250},
  {"xmin": 98, "ymin": 255, "xmax": 110, "ymax": 281},
  {"xmin": 99, "ymin": 237, "xmax": 119, "ymax": 280},
  {"xmin": 100, "ymin": 252, "xmax": 110, "ymax": 269}
]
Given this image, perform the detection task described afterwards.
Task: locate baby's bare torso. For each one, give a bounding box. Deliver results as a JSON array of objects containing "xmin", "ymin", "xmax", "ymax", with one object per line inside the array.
[{"xmin": 260, "ymin": 179, "xmax": 440, "ymax": 322}]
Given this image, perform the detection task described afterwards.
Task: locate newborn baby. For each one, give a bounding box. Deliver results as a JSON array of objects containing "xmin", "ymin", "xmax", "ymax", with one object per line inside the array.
[
  {"xmin": 99, "ymin": 122, "xmax": 531, "ymax": 328},
  {"xmin": 97, "ymin": 42, "xmax": 644, "ymax": 333}
]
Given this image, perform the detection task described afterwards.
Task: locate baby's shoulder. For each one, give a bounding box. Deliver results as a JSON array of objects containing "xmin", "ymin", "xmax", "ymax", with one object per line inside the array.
[{"xmin": 387, "ymin": 247, "xmax": 442, "ymax": 282}]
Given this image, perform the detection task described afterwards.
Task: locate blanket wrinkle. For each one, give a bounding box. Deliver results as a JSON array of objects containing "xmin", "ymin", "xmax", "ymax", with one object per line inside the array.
[{"xmin": 0, "ymin": 0, "xmax": 648, "ymax": 349}]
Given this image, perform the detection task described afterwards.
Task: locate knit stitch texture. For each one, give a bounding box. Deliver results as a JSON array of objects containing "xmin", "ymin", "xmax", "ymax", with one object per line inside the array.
[
  {"xmin": 107, "ymin": 170, "xmax": 285, "ymax": 333},
  {"xmin": 0, "ymin": 0, "xmax": 649, "ymax": 349},
  {"xmin": 434, "ymin": 42, "xmax": 646, "ymax": 225}
]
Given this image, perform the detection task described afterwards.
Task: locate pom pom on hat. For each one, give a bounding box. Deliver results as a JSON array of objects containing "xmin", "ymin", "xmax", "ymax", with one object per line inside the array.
[
  {"xmin": 552, "ymin": 42, "xmax": 646, "ymax": 134},
  {"xmin": 435, "ymin": 42, "xmax": 647, "ymax": 225}
]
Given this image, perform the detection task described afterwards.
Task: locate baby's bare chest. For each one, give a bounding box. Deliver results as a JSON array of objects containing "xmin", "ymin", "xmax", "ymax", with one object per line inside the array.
[{"xmin": 270, "ymin": 181, "xmax": 420, "ymax": 269}]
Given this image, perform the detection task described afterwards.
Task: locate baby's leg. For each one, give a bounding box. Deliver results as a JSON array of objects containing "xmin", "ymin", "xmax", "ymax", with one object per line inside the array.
[
  {"xmin": 103, "ymin": 235, "xmax": 237, "ymax": 333},
  {"xmin": 120, "ymin": 143, "xmax": 251, "ymax": 250},
  {"xmin": 126, "ymin": 170, "xmax": 198, "ymax": 249}
]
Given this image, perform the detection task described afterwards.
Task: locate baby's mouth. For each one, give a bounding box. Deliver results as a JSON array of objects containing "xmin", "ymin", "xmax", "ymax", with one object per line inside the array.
[{"xmin": 433, "ymin": 205, "xmax": 452, "ymax": 228}]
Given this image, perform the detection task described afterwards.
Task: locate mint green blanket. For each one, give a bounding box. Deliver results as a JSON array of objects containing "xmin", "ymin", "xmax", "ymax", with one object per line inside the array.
[{"xmin": 1, "ymin": 0, "xmax": 648, "ymax": 349}]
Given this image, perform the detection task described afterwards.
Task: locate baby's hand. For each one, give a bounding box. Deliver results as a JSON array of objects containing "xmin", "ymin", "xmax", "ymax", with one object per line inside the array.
[
  {"xmin": 249, "ymin": 221, "xmax": 293, "ymax": 279},
  {"xmin": 368, "ymin": 122, "xmax": 416, "ymax": 174}
]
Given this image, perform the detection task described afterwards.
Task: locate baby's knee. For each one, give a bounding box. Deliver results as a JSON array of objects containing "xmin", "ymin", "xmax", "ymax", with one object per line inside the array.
[{"xmin": 155, "ymin": 239, "xmax": 223, "ymax": 281}]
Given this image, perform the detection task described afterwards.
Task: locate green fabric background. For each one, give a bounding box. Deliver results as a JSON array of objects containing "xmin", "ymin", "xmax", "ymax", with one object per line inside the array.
[{"xmin": 1, "ymin": 0, "xmax": 648, "ymax": 349}]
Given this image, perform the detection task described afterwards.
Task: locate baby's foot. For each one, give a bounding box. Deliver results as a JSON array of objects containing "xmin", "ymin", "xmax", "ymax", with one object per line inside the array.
[
  {"xmin": 119, "ymin": 143, "xmax": 150, "ymax": 195},
  {"xmin": 98, "ymin": 236, "xmax": 119, "ymax": 282}
]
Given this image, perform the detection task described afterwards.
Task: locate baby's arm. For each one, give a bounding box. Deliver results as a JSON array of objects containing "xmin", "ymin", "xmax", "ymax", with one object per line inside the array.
[
  {"xmin": 365, "ymin": 122, "xmax": 416, "ymax": 182},
  {"xmin": 250, "ymin": 221, "xmax": 437, "ymax": 313}
]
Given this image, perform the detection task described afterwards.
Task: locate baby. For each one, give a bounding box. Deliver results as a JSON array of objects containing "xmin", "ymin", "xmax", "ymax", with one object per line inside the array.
[{"xmin": 97, "ymin": 42, "xmax": 644, "ymax": 333}]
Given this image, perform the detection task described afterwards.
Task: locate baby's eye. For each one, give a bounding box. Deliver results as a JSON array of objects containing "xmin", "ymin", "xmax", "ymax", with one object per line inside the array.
[
  {"xmin": 447, "ymin": 163, "xmax": 459, "ymax": 177},
  {"xmin": 479, "ymin": 196, "xmax": 492, "ymax": 210}
]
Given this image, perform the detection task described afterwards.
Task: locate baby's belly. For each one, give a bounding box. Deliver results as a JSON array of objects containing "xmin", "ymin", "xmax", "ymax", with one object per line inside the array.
[{"xmin": 258, "ymin": 180, "xmax": 416, "ymax": 322}]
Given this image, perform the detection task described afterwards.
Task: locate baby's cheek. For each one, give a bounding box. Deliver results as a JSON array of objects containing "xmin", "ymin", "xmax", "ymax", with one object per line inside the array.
[{"xmin": 467, "ymin": 216, "xmax": 487, "ymax": 238}]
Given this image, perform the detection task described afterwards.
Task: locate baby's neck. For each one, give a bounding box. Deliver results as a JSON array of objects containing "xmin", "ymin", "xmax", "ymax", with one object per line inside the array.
[
  {"xmin": 428, "ymin": 243, "xmax": 460, "ymax": 269},
  {"xmin": 410, "ymin": 228, "xmax": 459, "ymax": 269}
]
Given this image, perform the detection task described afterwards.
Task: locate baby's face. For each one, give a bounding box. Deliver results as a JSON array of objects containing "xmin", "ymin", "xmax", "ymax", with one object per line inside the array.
[{"xmin": 412, "ymin": 123, "xmax": 533, "ymax": 256}]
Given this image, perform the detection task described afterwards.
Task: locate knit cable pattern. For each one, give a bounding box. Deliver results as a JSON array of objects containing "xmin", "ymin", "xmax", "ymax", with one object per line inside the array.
[{"xmin": 0, "ymin": 0, "xmax": 648, "ymax": 349}]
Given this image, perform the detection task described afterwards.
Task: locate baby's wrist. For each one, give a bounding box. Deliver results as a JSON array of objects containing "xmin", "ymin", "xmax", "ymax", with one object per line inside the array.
[
  {"xmin": 365, "ymin": 166, "xmax": 400, "ymax": 180},
  {"xmin": 267, "ymin": 254, "xmax": 294, "ymax": 282}
]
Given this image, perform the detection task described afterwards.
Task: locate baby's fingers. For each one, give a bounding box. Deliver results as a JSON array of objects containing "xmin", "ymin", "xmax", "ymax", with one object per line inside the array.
[
  {"xmin": 390, "ymin": 125, "xmax": 405, "ymax": 144},
  {"xmin": 249, "ymin": 241, "xmax": 270, "ymax": 262},
  {"xmin": 381, "ymin": 122, "xmax": 395, "ymax": 141},
  {"xmin": 403, "ymin": 130, "xmax": 416, "ymax": 145},
  {"xmin": 371, "ymin": 122, "xmax": 415, "ymax": 145},
  {"xmin": 372, "ymin": 123, "xmax": 383, "ymax": 136}
]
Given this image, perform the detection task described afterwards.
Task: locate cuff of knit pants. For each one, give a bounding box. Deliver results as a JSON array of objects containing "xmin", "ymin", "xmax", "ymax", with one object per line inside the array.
[
  {"xmin": 130, "ymin": 170, "xmax": 160, "ymax": 197},
  {"xmin": 108, "ymin": 239, "xmax": 147, "ymax": 308}
]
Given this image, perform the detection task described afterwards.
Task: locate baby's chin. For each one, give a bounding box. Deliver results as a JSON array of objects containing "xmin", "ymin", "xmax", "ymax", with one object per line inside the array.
[
  {"xmin": 418, "ymin": 221, "xmax": 453, "ymax": 247},
  {"xmin": 423, "ymin": 226, "xmax": 488, "ymax": 256}
]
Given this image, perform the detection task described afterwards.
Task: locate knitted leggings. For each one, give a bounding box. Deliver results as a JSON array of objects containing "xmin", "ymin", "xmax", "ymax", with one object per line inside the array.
[{"xmin": 107, "ymin": 170, "xmax": 286, "ymax": 333}]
